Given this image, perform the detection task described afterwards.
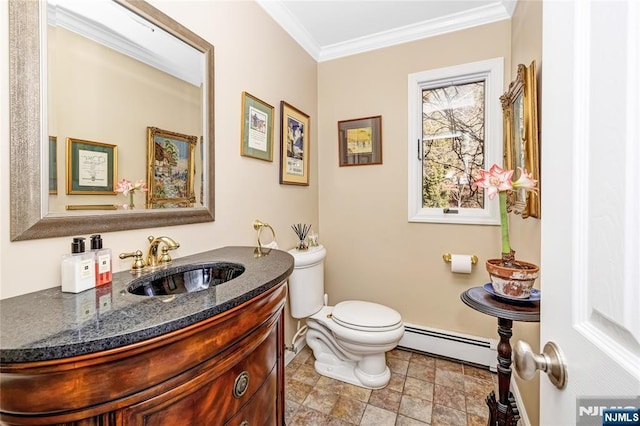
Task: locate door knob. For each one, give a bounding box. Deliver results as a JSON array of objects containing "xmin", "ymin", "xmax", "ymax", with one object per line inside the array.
[{"xmin": 513, "ymin": 340, "xmax": 567, "ymax": 389}]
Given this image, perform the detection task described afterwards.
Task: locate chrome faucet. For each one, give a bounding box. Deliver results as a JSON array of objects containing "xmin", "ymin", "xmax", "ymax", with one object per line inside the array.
[{"xmin": 146, "ymin": 236, "xmax": 180, "ymax": 268}]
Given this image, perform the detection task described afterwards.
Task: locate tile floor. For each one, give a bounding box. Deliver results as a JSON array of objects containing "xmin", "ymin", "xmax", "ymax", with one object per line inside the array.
[{"xmin": 285, "ymin": 347, "xmax": 498, "ymax": 426}]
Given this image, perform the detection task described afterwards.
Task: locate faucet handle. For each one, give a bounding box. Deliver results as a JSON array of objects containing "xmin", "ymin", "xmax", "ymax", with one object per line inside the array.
[
  {"xmin": 159, "ymin": 246, "xmax": 173, "ymax": 264},
  {"xmin": 119, "ymin": 250, "xmax": 146, "ymax": 272}
]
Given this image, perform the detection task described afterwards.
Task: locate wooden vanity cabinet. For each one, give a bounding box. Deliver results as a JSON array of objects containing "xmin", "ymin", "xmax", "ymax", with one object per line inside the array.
[{"xmin": 0, "ymin": 283, "xmax": 286, "ymax": 426}]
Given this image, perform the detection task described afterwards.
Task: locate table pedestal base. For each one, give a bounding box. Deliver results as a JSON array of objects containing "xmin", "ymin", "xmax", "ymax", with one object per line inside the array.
[{"xmin": 486, "ymin": 390, "xmax": 520, "ymax": 426}]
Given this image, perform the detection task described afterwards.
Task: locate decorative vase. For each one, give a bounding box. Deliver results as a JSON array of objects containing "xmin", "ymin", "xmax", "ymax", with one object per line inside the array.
[
  {"xmin": 486, "ymin": 258, "xmax": 539, "ymax": 299},
  {"xmin": 128, "ymin": 192, "xmax": 135, "ymax": 209}
]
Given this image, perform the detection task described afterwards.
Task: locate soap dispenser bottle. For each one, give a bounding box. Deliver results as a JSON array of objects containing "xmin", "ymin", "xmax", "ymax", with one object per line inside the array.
[
  {"xmin": 61, "ymin": 237, "xmax": 96, "ymax": 293},
  {"xmin": 90, "ymin": 234, "xmax": 112, "ymax": 286}
]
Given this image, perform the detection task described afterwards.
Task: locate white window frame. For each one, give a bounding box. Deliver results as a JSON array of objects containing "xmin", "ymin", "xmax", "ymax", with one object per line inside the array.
[{"xmin": 407, "ymin": 57, "xmax": 504, "ymax": 225}]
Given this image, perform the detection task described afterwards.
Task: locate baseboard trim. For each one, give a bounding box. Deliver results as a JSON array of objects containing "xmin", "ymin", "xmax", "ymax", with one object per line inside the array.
[{"xmin": 398, "ymin": 322, "xmax": 498, "ymax": 371}]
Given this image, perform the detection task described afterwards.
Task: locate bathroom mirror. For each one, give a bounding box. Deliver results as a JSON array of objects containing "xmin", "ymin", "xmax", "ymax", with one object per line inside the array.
[
  {"xmin": 9, "ymin": 0, "xmax": 215, "ymax": 241},
  {"xmin": 500, "ymin": 61, "xmax": 540, "ymax": 219}
]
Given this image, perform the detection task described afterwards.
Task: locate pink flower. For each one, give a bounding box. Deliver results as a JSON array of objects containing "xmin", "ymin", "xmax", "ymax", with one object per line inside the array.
[
  {"xmin": 116, "ymin": 178, "xmax": 148, "ymax": 196},
  {"xmin": 473, "ymin": 164, "xmax": 514, "ymax": 199},
  {"xmin": 473, "ymin": 164, "xmax": 539, "ymax": 256},
  {"xmin": 512, "ymin": 167, "xmax": 538, "ymax": 191},
  {"xmin": 133, "ymin": 180, "xmax": 148, "ymax": 192},
  {"xmin": 116, "ymin": 178, "xmax": 134, "ymax": 196}
]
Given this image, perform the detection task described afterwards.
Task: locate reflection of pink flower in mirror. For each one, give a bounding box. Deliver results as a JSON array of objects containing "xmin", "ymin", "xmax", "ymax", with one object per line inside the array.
[
  {"xmin": 473, "ymin": 164, "xmax": 538, "ymax": 257},
  {"xmin": 116, "ymin": 179, "xmax": 148, "ymax": 196},
  {"xmin": 116, "ymin": 178, "xmax": 148, "ymax": 209}
]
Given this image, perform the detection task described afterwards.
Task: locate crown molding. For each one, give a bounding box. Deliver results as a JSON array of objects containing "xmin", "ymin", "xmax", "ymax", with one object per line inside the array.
[
  {"xmin": 257, "ymin": 1, "xmax": 516, "ymax": 62},
  {"xmin": 255, "ymin": 0, "xmax": 321, "ymax": 60}
]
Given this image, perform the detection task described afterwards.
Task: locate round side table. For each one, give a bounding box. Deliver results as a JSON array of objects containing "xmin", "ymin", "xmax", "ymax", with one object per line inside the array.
[{"xmin": 460, "ymin": 286, "xmax": 540, "ymax": 426}]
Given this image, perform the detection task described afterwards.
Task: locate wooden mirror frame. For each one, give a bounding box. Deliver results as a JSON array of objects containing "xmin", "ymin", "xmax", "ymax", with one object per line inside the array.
[
  {"xmin": 9, "ymin": 0, "xmax": 215, "ymax": 241},
  {"xmin": 500, "ymin": 61, "xmax": 540, "ymax": 219}
]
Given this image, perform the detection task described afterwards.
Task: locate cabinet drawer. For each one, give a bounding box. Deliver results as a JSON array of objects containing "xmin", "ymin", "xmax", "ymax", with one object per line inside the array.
[
  {"xmin": 122, "ymin": 325, "xmax": 277, "ymax": 426},
  {"xmin": 225, "ymin": 368, "xmax": 277, "ymax": 426}
]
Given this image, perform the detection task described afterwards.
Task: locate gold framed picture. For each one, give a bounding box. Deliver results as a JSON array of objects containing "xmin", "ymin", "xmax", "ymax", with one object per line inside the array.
[
  {"xmin": 66, "ymin": 138, "xmax": 117, "ymax": 195},
  {"xmin": 241, "ymin": 91, "xmax": 274, "ymax": 161},
  {"xmin": 279, "ymin": 101, "xmax": 310, "ymax": 186},
  {"xmin": 147, "ymin": 127, "xmax": 198, "ymax": 208}
]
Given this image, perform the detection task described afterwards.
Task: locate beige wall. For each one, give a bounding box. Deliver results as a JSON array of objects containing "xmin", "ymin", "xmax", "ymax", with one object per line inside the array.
[
  {"xmin": 317, "ymin": 15, "xmax": 542, "ymax": 425},
  {"xmin": 0, "ymin": 0, "xmax": 318, "ymax": 346}
]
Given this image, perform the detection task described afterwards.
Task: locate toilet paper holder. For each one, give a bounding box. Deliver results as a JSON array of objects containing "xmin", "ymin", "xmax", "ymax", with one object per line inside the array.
[{"xmin": 442, "ymin": 253, "xmax": 478, "ymax": 264}]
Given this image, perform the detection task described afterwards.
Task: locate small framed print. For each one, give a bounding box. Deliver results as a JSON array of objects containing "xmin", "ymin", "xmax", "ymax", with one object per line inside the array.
[
  {"xmin": 338, "ymin": 115, "xmax": 382, "ymax": 166},
  {"xmin": 66, "ymin": 138, "xmax": 117, "ymax": 195},
  {"xmin": 241, "ymin": 91, "xmax": 274, "ymax": 161},
  {"xmin": 280, "ymin": 101, "xmax": 310, "ymax": 186}
]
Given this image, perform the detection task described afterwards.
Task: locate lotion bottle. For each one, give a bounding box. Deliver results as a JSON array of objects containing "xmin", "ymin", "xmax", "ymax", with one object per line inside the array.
[
  {"xmin": 61, "ymin": 237, "xmax": 95, "ymax": 293},
  {"xmin": 90, "ymin": 234, "xmax": 112, "ymax": 286}
]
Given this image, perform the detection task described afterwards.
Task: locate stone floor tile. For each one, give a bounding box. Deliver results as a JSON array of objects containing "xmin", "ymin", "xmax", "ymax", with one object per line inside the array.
[
  {"xmin": 403, "ymin": 376, "xmax": 434, "ymax": 401},
  {"xmin": 360, "ymin": 404, "xmax": 398, "ymax": 426},
  {"xmin": 285, "ymin": 379, "xmax": 314, "ymax": 404},
  {"xmin": 407, "ymin": 361, "xmax": 436, "ymax": 383},
  {"xmin": 434, "ymin": 369, "xmax": 465, "ymax": 392},
  {"xmin": 302, "ymin": 387, "xmax": 341, "ymax": 415},
  {"xmin": 395, "ymin": 414, "xmax": 430, "ymax": 425},
  {"xmin": 329, "ymin": 395, "xmax": 367, "ymax": 425},
  {"xmin": 398, "ymin": 394, "xmax": 433, "ymax": 424},
  {"xmin": 292, "ymin": 363, "xmax": 321, "ymax": 386},
  {"xmin": 369, "ymin": 387, "xmax": 402, "ymax": 412},
  {"xmin": 388, "ymin": 357, "xmax": 410, "ymax": 375},
  {"xmin": 431, "ymin": 404, "xmax": 467, "ymax": 426},
  {"xmin": 387, "ymin": 372, "xmax": 407, "ymax": 393},
  {"xmin": 433, "ymin": 384, "xmax": 466, "ymax": 411}
]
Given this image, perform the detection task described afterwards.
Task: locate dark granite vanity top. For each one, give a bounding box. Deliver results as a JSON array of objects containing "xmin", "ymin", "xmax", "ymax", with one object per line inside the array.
[{"xmin": 0, "ymin": 246, "xmax": 293, "ymax": 363}]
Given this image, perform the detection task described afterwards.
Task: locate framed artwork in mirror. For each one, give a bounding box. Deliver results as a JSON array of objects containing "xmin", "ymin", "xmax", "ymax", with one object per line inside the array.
[
  {"xmin": 49, "ymin": 136, "xmax": 57, "ymax": 194},
  {"xmin": 279, "ymin": 101, "xmax": 310, "ymax": 186},
  {"xmin": 240, "ymin": 92, "xmax": 274, "ymax": 161},
  {"xmin": 501, "ymin": 61, "xmax": 540, "ymax": 219},
  {"xmin": 338, "ymin": 115, "xmax": 382, "ymax": 166},
  {"xmin": 147, "ymin": 127, "xmax": 197, "ymax": 209},
  {"xmin": 66, "ymin": 138, "xmax": 117, "ymax": 195}
]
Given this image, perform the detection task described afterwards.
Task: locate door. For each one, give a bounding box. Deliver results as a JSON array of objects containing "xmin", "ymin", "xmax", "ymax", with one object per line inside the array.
[{"xmin": 539, "ymin": 0, "xmax": 640, "ymax": 424}]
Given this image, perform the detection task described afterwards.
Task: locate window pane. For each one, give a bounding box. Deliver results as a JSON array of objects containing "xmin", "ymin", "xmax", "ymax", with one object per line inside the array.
[{"xmin": 422, "ymin": 81, "xmax": 485, "ymax": 209}]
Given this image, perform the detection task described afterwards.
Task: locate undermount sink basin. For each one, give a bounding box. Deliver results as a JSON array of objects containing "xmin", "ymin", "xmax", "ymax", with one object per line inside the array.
[{"xmin": 127, "ymin": 262, "xmax": 245, "ymax": 296}]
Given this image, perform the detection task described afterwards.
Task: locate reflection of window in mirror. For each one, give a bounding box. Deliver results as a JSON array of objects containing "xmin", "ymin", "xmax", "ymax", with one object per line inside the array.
[{"xmin": 408, "ymin": 58, "xmax": 504, "ymax": 225}]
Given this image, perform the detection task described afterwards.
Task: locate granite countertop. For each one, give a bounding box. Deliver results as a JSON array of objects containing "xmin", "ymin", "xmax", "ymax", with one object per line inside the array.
[{"xmin": 0, "ymin": 246, "xmax": 294, "ymax": 364}]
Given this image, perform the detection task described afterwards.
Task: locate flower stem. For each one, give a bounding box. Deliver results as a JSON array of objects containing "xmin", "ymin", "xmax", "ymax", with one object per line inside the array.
[
  {"xmin": 499, "ymin": 191, "xmax": 510, "ymax": 255},
  {"xmin": 129, "ymin": 191, "xmax": 134, "ymax": 209}
]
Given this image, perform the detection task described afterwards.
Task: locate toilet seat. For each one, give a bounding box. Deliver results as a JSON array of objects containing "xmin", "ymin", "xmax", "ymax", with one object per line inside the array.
[{"xmin": 331, "ymin": 301, "xmax": 402, "ymax": 332}]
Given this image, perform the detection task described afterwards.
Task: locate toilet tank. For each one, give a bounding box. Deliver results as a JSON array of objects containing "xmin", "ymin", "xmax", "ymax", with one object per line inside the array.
[{"xmin": 287, "ymin": 245, "xmax": 327, "ymax": 319}]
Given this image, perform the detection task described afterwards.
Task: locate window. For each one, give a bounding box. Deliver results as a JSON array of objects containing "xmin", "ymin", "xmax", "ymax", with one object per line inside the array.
[{"xmin": 408, "ymin": 58, "xmax": 504, "ymax": 225}]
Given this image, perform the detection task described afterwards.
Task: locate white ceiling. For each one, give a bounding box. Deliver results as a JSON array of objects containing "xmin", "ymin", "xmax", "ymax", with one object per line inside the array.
[{"xmin": 256, "ymin": 0, "xmax": 517, "ymax": 62}]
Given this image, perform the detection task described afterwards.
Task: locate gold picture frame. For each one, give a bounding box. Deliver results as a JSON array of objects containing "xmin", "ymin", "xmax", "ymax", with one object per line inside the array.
[
  {"xmin": 66, "ymin": 138, "xmax": 117, "ymax": 195},
  {"xmin": 240, "ymin": 92, "xmax": 274, "ymax": 161},
  {"xmin": 501, "ymin": 61, "xmax": 540, "ymax": 219},
  {"xmin": 147, "ymin": 127, "xmax": 198, "ymax": 209},
  {"xmin": 279, "ymin": 101, "xmax": 310, "ymax": 186}
]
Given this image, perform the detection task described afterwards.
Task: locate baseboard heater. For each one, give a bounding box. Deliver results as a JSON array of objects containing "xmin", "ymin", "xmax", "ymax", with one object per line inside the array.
[{"xmin": 398, "ymin": 323, "xmax": 498, "ymax": 372}]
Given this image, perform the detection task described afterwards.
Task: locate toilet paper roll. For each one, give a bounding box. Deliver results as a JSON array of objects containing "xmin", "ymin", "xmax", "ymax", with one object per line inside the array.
[{"xmin": 450, "ymin": 254, "xmax": 473, "ymax": 274}]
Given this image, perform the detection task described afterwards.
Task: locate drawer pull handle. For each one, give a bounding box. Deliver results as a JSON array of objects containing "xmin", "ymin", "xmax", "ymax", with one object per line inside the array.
[
  {"xmin": 240, "ymin": 421, "xmax": 249, "ymax": 426},
  {"xmin": 233, "ymin": 371, "xmax": 250, "ymax": 398}
]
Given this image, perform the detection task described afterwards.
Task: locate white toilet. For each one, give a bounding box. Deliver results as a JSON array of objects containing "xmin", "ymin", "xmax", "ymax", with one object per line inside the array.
[{"xmin": 288, "ymin": 245, "xmax": 405, "ymax": 389}]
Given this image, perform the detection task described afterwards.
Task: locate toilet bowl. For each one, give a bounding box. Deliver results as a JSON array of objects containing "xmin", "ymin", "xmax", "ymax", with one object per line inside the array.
[{"xmin": 287, "ymin": 245, "xmax": 405, "ymax": 389}]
